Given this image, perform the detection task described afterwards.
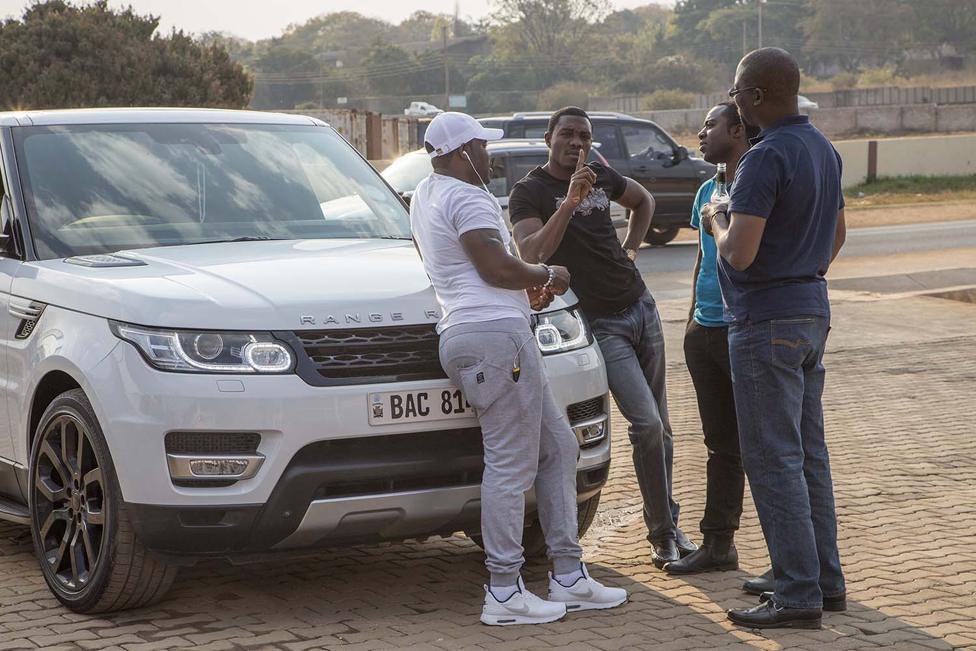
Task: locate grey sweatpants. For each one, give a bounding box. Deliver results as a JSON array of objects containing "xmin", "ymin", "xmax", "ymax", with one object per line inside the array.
[{"xmin": 439, "ymin": 317, "xmax": 583, "ymax": 586}]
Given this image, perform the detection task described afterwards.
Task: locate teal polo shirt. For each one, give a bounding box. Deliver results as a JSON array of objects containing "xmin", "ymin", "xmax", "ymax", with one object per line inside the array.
[{"xmin": 690, "ymin": 177, "xmax": 727, "ymax": 328}]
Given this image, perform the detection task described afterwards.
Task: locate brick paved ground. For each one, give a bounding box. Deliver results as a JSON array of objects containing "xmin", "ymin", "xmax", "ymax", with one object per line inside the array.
[{"xmin": 1, "ymin": 294, "xmax": 974, "ymax": 650}]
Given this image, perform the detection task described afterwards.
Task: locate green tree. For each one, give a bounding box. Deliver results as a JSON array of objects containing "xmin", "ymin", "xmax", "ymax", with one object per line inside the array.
[
  {"xmin": 0, "ymin": 1, "xmax": 250, "ymax": 109},
  {"xmin": 249, "ymin": 43, "xmax": 324, "ymax": 109},
  {"xmin": 801, "ymin": 0, "xmax": 915, "ymax": 73},
  {"xmin": 277, "ymin": 12, "xmax": 391, "ymax": 67},
  {"xmin": 362, "ymin": 41, "xmax": 421, "ymax": 97},
  {"xmin": 491, "ymin": 0, "xmax": 610, "ymax": 89},
  {"xmin": 911, "ymin": 0, "xmax": 976, "ymax": 57}
]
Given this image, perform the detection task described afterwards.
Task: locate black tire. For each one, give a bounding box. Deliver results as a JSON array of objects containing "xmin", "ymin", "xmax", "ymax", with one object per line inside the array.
[
  {"xmin": 29, "ymin": 388, "xmax": 177, "ymax": 613},
  {"xmin": 644, "ymin": 226, "xmax": 680, "ymax": 246},
  {"xmin": 467, "ymin": 491, "xmax": 602, "ymax": 560}
]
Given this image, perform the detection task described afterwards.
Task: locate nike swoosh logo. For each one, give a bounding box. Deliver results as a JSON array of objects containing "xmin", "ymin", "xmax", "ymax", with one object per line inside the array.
[
  {"xmin": 571, "ymin": 586, "xmax": 595, "ymax": 600},
  {"xmin": 503, "ymin": 600, "xmax": 532, "ymax": 615}
]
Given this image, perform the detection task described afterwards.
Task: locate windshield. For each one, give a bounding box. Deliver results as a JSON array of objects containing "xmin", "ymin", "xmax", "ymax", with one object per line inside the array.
[
  {"xmin": 381, "ymin": 150, "xmax": 432, "ymax": 193},
  {"xmin": 14, "ymin": 123, "xmax": 411, "ymax": 259}
]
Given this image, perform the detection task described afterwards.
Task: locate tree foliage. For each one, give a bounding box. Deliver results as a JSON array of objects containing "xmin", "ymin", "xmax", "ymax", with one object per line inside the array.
[{"xmin": 0, "ymin": 1, "xmax": 251, "ymax": 110}]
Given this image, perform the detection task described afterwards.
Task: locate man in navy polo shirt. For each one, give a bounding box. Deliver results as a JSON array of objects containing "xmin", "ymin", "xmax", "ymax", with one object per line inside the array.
[{"xmin": 701, "ymin": 47, "xmax": 848, "ymax": 630}]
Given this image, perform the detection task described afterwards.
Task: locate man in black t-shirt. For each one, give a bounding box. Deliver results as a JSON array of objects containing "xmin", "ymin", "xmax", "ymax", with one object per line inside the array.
[{"xmin": 509, "ymin": 106, "xmax": 696, "ymax": 569}]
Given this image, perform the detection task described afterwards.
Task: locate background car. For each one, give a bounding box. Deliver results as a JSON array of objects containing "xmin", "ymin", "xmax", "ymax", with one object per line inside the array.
[
  {"xmin": 381, "ymin": 139, "xmax": 630, "ymax": 242},
  {"xmin": 478, "ymin": 112, "xmax": 715, "ymax": 244},
  {"xmin": 404, "ymin": 101, "xmax": 443, "ymax": 117},
  {"xmin": 798, "ymin": 94, "xmax": 820, "ymax": 110}
]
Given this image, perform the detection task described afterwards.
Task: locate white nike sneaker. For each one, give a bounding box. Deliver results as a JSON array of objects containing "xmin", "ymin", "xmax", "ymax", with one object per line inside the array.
[
  {"xmin": 548, "ymin": 564, "xmax": 629, "ymax": 612},
  {"xmin": 480, "ymin": 577, "xmax": 567, "ymax": 626}
]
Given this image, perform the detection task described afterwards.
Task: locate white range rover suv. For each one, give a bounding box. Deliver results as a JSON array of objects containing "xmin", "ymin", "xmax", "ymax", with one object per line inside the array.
[{"xmin": 0, "ymin": 109, "xmax": 611, "ymax": 613}]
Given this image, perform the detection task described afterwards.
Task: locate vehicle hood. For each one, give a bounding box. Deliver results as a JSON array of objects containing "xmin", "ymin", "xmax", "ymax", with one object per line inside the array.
[{"xmin": 14, "ymin": 239, "xmax": 574, "ymax": 330}]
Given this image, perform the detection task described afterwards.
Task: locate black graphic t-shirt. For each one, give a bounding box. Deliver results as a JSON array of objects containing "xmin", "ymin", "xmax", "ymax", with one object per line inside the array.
[{"xmin": 509, "ymin": 163, "xmax": 647, "ymax": 315}]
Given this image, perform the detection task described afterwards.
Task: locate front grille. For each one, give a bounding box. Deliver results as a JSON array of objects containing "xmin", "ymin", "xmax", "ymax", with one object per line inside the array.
[
  {"xmin": 286, "ymin": 325, "xmax": 446, "ymax": 386},
  {"xmin": 300, "ymin": 427, "xmax": 485, "ymax": 500},
  {"xmin": 567, "ymin": 397, "xmax": 604, "ymax": 424},
  {"xmin": 165, "ymin": 432, "xmax": 261, "ymax": 455}
]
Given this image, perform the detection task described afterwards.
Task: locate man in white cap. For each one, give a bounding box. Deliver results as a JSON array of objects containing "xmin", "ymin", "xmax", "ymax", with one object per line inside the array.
[{"xmin": 410, "ymin": 112, "xmax": 627, "ymax": 626}]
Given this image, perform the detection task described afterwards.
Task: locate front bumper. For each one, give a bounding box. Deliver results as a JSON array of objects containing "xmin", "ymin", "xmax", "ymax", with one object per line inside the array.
[{"xmin": 93, "ymin": 338, "xmax": 611, "ymax": 554}]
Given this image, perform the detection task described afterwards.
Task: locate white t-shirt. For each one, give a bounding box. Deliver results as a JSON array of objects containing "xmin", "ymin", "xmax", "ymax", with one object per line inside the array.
[{"xmin": 409, "ymin": 173, "xmax": 531, "ymax": 333}]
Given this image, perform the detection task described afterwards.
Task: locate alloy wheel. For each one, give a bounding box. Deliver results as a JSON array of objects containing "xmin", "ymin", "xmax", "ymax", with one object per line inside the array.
[{"xmin": 32, "ymin": 414, "xmax": 105, "ymax": 593}]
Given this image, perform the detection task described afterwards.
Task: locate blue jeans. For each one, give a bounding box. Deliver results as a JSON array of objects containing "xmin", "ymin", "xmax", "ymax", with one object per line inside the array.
[
  {"xmin": 728, "ymin": 316, "xmax": 845, "ymax": 609},
  {"xmin": 587, "ymin": 291, "xmax": 679, "ymax": 543}
]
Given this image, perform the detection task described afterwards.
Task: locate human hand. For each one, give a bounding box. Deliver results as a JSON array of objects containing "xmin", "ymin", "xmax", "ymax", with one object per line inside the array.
[
  {"xmin": 527, "ymin": 285, "xmax": 554, "ymax": 311},
  {"xmin": 549, "ymin": 265, "xmax": 571, "ymax": 295},
  {"xmin": 700, "ymin": 201, "xmax": 729, "ymax": 236},
  {"xmin": 566, "ymin": 150, "xmax": 596, "ymax": 207},
  {"xmin": 625, "ymin": 247, "xmax": 638, "ymax": 262}
]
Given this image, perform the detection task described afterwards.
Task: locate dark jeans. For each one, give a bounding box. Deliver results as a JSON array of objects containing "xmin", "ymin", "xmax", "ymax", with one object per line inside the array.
[
  {"xmin": 728, "ymin": 316, "xmax": 845, "ymax": 609},
  {"xmin": 587, "ymin": 291, "xmax": 679, "ymax": 544},
  {"xmin": 683, "ymin": 321, "xmax": 744, "ymax": 545}
]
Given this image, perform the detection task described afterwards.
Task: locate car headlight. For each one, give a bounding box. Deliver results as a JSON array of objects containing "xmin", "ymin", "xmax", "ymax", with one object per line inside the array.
[
  {"xmin": 110, "ymin": 322, "xmax": 294, "ymax": 373},
  {"xmin": 532, "ymin": 309, "xmax": 591, "ymax": 355}
]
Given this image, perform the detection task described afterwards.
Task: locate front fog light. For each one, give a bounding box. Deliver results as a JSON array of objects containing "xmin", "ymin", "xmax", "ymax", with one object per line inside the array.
[
  {"xmin": 189, "ymin": 458, "xmax": 250, "ymax": 476},
  {"xmin": 573, "ymin": 419, "xmax": 608, "ymax": 446},
  {"xmin": 244, "ymin": 342, "xmax": 292, "ymax": 372}
]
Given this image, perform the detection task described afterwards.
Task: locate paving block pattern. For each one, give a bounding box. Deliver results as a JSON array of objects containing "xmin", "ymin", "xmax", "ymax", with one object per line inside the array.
[{"xmin": 1, "ymin": 332, "xmax": 974, "ymax": 650}]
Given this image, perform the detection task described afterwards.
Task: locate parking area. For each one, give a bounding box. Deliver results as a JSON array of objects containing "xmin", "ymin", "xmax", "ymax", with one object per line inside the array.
[{"xmin": 0, "ymin": 292, "xmax": 975, "ymax": 651}]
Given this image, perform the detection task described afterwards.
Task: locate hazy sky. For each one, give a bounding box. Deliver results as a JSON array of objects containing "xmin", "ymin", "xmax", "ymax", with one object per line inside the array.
[{"xmin": 0, "ymin": 0, "xmax": 675, "ymax": 40}]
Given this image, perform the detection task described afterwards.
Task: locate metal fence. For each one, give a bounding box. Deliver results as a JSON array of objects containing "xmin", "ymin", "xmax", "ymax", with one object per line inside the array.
[{"xmin": 592, "ymin": 85, "xmax": 976, "ymax": 113}]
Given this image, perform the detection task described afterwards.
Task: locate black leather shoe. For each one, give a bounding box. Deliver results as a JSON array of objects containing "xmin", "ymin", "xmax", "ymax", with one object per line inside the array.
[
  {"xmin": 652, "ymin": 538, "xmax": 679, "ymax": 569},
  {"xmin": 675, "ymin": 528, "xmax": 699, "ymax": 558},
  {"xmin": 742, "ymin": 568, "xmax": 775, "ymax": 595},
  {"xmin": 664, "ymin": 544, "xmax": 739, "ymax": 575},
  {"xmin": 761, "ymin": 591, "xmax": 847, "ymax": 612},
  {"xmin": 727, "ymin": 600, "xmax": 821, "ymax": 630}
]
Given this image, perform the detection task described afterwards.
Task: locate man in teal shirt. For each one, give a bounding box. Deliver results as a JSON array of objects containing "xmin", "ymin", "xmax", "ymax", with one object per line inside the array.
[{"xmin": 665, "ymin": 102, "xmax": 766, "ymax": 580}]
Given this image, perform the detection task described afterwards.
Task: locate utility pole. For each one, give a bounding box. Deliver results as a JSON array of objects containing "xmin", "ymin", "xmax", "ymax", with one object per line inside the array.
[
  {"xmin": 742, "ymin": 19, "xmax": 748, "ymax": 57},
  {"xmin": 757, "ymin": 0, "xmax": 764, "ymax": 49},
  {"xmin": 442, "ymin": 24, "xmax": 450, "ymax": 110}
]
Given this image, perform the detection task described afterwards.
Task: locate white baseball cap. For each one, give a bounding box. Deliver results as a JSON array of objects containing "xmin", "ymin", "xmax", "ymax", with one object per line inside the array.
[{"xmin": 424, "ymin": 112, "xmax": 503, "ymax": 159}]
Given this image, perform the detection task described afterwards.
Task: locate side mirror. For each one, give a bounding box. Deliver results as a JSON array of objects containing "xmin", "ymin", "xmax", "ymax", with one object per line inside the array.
[{"xmin": 662, "ymin": 146, "xmax": 690, "ymax": 168}]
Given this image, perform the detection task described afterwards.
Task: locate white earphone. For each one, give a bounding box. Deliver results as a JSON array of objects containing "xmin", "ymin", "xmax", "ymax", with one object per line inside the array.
[{"xmin": 461, "ymin": 149, "xmax": 490, "ymax": 194}]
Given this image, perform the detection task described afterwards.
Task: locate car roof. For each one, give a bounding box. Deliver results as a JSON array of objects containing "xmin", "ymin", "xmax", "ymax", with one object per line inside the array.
[
  {"xmin": 480, "ymin": 111, "xmax": 648, "ymax": 123},
  {"xmin": 0, "ymin": 107, "xmax": 328, "ymax": 127},
  {"xmin": 399, "ymin": 139, "xmax": 551, "ymax": 157}
]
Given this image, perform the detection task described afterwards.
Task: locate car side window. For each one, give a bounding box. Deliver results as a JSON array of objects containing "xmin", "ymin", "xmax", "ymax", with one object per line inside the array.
[
  {"xmin": 523, "ymin": 125, "xmax": 546, "ymax": 139},
  {"xmin": 487, "ymin": 156, "xmax": 508, "ymax": 198},
  {"xmin": 592, "ymin": 124, "xmax": 624, "ymax": 161},
  {"xmin": 621, "ymin": 123, "xmax": 673, "ymax": 160}
]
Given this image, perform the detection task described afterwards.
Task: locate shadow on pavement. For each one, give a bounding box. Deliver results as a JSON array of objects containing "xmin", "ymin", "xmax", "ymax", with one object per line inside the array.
[{"xmin": 0, "ymin": 521, "xmax": 956, "ymax": 650}]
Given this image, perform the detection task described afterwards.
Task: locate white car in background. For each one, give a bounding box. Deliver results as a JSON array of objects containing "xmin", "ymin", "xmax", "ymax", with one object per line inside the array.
[
  {"xmin": 382, "ymin": 139, "xmax": 630, "ymax": 242},
  {"xmin": 798, "ymin": 95, "xmax": 820, "ymax": 110},
  {"xmin": 403, "ymin": 101, "xmax": 443, "ymax": 117}
]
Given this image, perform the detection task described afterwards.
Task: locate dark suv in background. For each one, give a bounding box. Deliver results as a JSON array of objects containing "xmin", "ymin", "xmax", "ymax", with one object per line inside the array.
[{"xmin": 478, "ymin": 112, "xmax": 714, "ymax": 244}]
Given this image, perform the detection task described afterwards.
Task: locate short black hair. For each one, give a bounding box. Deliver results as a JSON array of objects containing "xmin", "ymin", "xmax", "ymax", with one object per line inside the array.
[
  {"xmin": 716, "ymin": 101, "xmax": 761, "ymax": 140},
  {"xmin": 548, "ymin": 106, "xmax": 590, "ymax": 134}
]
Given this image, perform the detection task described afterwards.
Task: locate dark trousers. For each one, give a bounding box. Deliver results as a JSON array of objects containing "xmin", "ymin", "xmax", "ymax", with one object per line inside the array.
[
  {"xmin": 683, "ymin": 321, "xmax": 744, "ymax": 545},
  {"xmin": 728, "ymin": 316, "xmax": 845, "ymax": 609}
]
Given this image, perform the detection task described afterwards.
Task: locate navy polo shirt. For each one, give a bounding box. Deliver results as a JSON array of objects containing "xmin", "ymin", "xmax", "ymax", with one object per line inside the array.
[{"xmin": 720, "ymin": 115, "xmax": 844, "ymax": 323}]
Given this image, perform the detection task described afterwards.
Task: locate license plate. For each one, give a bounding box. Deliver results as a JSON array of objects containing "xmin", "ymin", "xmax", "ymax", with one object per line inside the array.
[{"xmin": 368, "ymin": 387, "xmax": 473, "ymax": 425}]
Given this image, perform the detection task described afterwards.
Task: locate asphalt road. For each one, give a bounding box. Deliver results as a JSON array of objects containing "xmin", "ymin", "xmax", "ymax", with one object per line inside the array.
[{"xmin": 637, "ymin": 219, "xmax": 976, "ymax": 301}]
